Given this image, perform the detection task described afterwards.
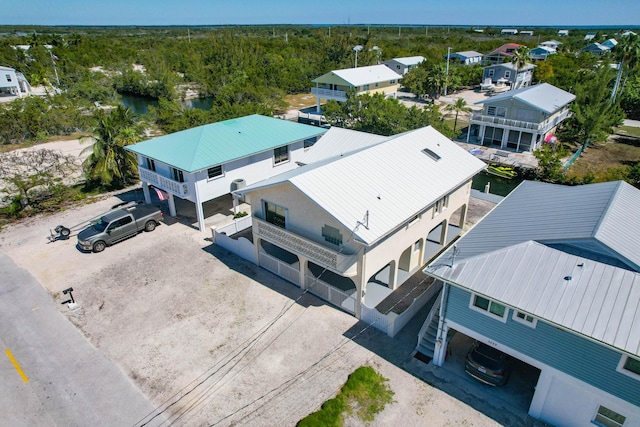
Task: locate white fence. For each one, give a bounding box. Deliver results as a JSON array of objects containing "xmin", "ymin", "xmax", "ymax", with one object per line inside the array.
[
  {"xmin": 362, "ymin": 280, "xmax": 443, "ymax": 337},
  {"xmin": 305, "ymin": 273, "xmax": 356, "ymax": 314},
  {"xmin": 213, "ymin": 216, "xmax": 256, "ymax": 263},
  {"xmin": 259, "ymin": 252, "xmax": 300, "ymax": 286}
]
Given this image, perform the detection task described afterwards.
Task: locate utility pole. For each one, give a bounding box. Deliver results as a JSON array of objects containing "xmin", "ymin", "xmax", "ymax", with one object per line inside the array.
[{"xmin": 444, "ymin": 47, "xmax": 451, "ymax": 96}]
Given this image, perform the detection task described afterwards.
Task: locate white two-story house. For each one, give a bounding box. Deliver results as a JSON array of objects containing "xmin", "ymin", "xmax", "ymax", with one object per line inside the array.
[
  {"xmin": 0, "ymin": 66, "xmax": 30, "ymax": 97},
  {"xmin": 467, "ymin": 83, "xmax": 575, "ymax": 152},
  {"xmin": 126, "ymin": 114, "xmax": 326, "ymax": 231},
  {"xmin": 233, "ymin": 125, "xmax": 485, "ymax": 320}
]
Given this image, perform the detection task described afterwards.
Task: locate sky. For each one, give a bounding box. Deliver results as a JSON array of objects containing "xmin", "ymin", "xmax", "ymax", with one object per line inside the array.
[{"xmin": 4, "ymin": 0, "xmax": 640, "ymax": 27}]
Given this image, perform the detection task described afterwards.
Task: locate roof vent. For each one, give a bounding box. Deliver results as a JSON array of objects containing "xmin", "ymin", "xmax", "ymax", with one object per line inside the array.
[{"xmin": 422, "ymin": 148, "xmax": 441, "ymax": 161}]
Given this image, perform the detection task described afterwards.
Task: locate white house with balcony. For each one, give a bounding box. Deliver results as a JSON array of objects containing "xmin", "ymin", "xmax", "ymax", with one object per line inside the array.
[
  {"xmin": 0, "ymin": 66, "xmax": 30, "ymax": 97},
  {"xmin": 467, "ymin": 83, "xmax": 575, "ymax": 152},
  {"xmin": 311, "ymin": 64, "xmax": 402, "ymax": 113},
  {"xmin": 231, "ymin": 125, "xmax": 485, "ymax": 324},
  {"xmin": 382, "ymin": 56, "xmax": 425, "ymax": 75},
  {"xmin": 125, "ymin": 114, "xmax": 326, "ymax": 232}
]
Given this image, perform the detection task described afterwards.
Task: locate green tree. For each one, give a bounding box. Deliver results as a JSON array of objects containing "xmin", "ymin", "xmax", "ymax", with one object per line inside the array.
[
  {"xmin": 558, "ymin": 65, "xmax": 624, "ymax": 145},
  {"xmin": 445, "ymin": 98, "xmax": 471, "ymax": 133},
  {"xmin": 533, "ymin": 143, "xmax": 569, "ymax": 183},
  {"xmin": 511, "ymin": 46, "xmax": 531, "ymax": 89},
  {"xmin": 81, "ymin": 106, "xmax": 142, "ymax": 187},
  {"xmin": 612, "ymin": 33, "xmax": 640, "ymax": 101},
  {"xmin": 0, "ymin": 149, "xmax": 77, "ymax": 213}
]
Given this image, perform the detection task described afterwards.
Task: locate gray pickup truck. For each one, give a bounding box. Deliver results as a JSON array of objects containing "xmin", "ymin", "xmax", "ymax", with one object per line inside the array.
[{"xmin": 77, "ymin": 204, "xmax": 163, "ymax": 253}]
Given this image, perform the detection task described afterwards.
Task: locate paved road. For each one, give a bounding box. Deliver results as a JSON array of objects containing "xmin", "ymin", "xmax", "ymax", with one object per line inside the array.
[{"xmin": 0, "ymin": 253, "xmax": 164, "ymax": 426}]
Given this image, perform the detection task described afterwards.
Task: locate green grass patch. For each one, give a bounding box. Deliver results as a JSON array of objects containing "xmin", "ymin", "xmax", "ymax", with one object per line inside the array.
[
  {"xmin": 297, "ymin": 366, "xmax": 394, "ymax": 427},
  {"xmin": 615, "ymin": 126, "xmax": 640, "ymax": 138}
]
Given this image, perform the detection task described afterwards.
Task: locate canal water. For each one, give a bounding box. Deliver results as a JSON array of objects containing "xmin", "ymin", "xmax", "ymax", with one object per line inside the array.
[
  {"xmin": 472, "ymin": 170, "xmax": 524, "ymax": 197},
  {"xmin": 119, "ymin": 94, "xmax": 215, "ymax": 115}
]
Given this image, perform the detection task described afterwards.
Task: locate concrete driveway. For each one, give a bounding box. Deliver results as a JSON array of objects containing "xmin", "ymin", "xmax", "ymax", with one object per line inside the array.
[{"xmin": 0, "ymin": 189, "xmax": 516, "ymax": 426}]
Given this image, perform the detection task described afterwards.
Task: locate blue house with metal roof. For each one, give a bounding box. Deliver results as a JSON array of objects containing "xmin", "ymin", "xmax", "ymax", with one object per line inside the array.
[
  {"xmin": 417, "ymin": 180, "xmax": 640, "ymax": 426},
  {"xmin": 126, "ymin": 115, "xmax": 326, "ymax": 231}
]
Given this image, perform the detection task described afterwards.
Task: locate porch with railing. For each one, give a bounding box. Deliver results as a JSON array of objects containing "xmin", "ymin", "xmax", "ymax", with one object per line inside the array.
[
  {"xmin": 252, "ymin": 217, "xmax": 358, "ymax": 275},
  {"xmin": 139, "ymin": 167, "xmax": 189, "ymax": 197},
  {"xmin": 470, "ymin": 108, "xmax": 570, "ymax": 134},
  {"xmin": 311, "ymin": 87, "xmax": 347, "ymax": 101}
]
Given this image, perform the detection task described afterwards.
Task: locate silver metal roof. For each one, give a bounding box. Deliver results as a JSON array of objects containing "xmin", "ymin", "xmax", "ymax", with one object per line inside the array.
[
  {"xmin": 389, "ymin": 56, "xmax": 425, "ymax": 66},
  {"xmin": 298, "ymin": 127, "xmax": 387, "ymax": 165},
  {"xmin": 429, "ymin": 241, "xmax": 640, "ymax": 356},
  {"xmin": 476, "ymin": 83, "xmax": 575, "ymax": 115},
  {"xmin": 240, "ymin": 126, "xmax": 486, "ymax": 246},
  {"xmin": 452, "ymin": 51, "xmax": 484, "ymax": 58},
  {"xmin": 427, "ymin": 180, "xmax": 640, "ymax": 355},
  {"xmin": 313, "ymin": 65, "xmax": 402, "ymax": 87}
]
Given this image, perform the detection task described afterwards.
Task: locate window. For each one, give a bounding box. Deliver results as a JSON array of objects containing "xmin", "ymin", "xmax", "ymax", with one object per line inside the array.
[
  {"xmin": 488, "ymin": 69, "xmax": 495, "ymax": 77},
  {"xmin": 363, "ymin": 84, "xmax": 370, "ymax": 91},
  {"xmin": 304, "ymin": 136, "xmax": 318, "ymax": 149},
  {"xmin": 504, "ymin": 71, "xmax": 511, "ymax": 79},
  {"xmin": 433, "ymin": 195, "xmax": 449, "ymax": 216},
  {"xmin": 390, "ymin": 80, "xmax": 396, "ymax": 84},
  {"xmin": 422, "ymin": 148, "xmax": 441, "ymax": 161},
  {"xmin": 322, "ymin": 225, "xmax": 342, "ymax": 246},
  {"xmin": 6, "ymin": 74, "xmax": 12, "ymax": 82},
  {"xmin": 470, "ymin": 294, "xmax": 508, "ymax": 321},
  {"xmin": 617, "ymin": 355, "xmax": 640, "ymax": 380},
  {"xmin": 264, "ymin": 201, "xmax": 287, "ymax": 228},
  {"xmin": 593, "ymin": 405, "xmax": 626, "ymax": 427},
  {"xmin": 375, "ymin": 82, "xmax": 379, "ymax": 88},
  {"xmin": 171, "ymin": 168, "xmax": 184, "ymax": 183},
  {"xmin": 274, "ymin": 146, "xmax": 289, "ymax": 165},
  {"xmin": 487, "ymin": 106, "xmax": 507, "ymax": 117},
  {"xmin": 145, "ymin": 157, "xmax": 156, "ymax": 172},
  {"xmin": 207, "ymin": 165, "xmax": 223, "ymax": 179},
  {"xmin": 513, "ymin": 310, "xmax": 537, "ymax": 328},
  {"xmin": 396, "ymin": 65, "xmax": 401, "ymax": 70}
]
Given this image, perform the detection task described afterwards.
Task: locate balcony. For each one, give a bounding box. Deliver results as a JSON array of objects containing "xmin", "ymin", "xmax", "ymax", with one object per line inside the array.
[
  {"xmin": 253, "ymin": 217, "xmax": 358, "ymax": 276},
  {"xmin": 470, "ymin": 108, "xmax": 570, "ymax": 134},
  {"xmin": 311, "ymin": 87, "xmax": 347, "ymax": 101},
  {"xmin": 139, "ymin": 167, "xmax": 189, "ymax": 197}
]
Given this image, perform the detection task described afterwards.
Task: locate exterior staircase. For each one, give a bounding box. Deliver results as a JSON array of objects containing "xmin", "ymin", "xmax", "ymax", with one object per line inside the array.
[{"xmin": 415, "ymin": 290, "xmax": 442, "ymax": 362}]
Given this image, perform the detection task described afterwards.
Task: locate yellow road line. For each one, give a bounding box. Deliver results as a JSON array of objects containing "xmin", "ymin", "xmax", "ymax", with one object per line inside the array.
[{"xmin": 5, "ymin": 349, "xmax": 29, "ymax": 383}]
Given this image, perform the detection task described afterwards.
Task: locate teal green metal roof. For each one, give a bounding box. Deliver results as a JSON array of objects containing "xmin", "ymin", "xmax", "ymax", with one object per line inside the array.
[{"xmin": 126, "ymin": 114, "xmax": 326, "ymax": 173}]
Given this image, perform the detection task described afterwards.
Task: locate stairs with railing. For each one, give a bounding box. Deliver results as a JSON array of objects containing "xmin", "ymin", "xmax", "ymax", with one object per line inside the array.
[{"xmin": 414, "ymin": 289, "xmax": 442, "ymax": 362}]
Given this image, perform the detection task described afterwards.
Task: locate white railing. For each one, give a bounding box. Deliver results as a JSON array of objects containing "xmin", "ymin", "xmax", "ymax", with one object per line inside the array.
[
  {"xmin": 361, "ymin": 305, "xmax": 391, "ymax": 335},
  {"xmin": 311, "ymin": 87, "xmax": 347, "ymax": 100},
  {"xmin": 253, "ymin": 217, "xmax": 357, "ymax": 275},
  {"xmin": 417, "ymin": 292, "xmax": 442, "ymax": 348},
  {"xmin": 214, "ymin": 215, "xmax": 252, "ymax": 236},
  {"xmin": 139, "ymin": 168, "xmax": 189, "ymax": 196},
  {"xmin": 305, "ymin": 273, "xmax": 356, "ymax": 314},
  {"xmin": 470, "ymin": 107, "xmax": 571, "ymax": 134},
  {"xmin": 259, "ymin": 252, "xmax": 300, "ymax": 286}
]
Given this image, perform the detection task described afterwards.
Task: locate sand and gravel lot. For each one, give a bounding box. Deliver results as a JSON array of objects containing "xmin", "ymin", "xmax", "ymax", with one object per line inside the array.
[{"xmin": 0, "ymin": 138, "xmax": 505, "ymax": 426}]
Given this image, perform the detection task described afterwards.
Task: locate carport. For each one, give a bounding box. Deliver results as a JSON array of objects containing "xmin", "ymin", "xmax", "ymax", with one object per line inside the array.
[{"xmin": 435, "ymin": 330, "xmax": 541, "ymax": 416}]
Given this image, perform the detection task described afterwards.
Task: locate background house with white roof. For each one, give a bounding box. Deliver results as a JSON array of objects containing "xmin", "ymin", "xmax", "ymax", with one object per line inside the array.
[
  {"xmin": 383, "ymin": 56, "xmax": 425, "ymax": 75},
  {"xmin": 231, "ymin": 125, "xmax": 485, "ymax": 324},
  {"xmin": 125, "ymin": 114, "xmax": 326, "ymax": 231},
  {"xmin": 419, "ymin": 180, "xmax": 640, "ymax": 427},
  {"xmin": 311, "ymin": 64, "xmax": 402, "ymax": 112},
  {"xmin": 467, "ymin": 83, "xmax": 575, "ymax": 152},
  {"xmin": 447, "ymin": 51, "xmax": 484, "ymax": 66},
  {"xmin": 0, "ymin": 66, "xmax": 30, "ymax": 97}
]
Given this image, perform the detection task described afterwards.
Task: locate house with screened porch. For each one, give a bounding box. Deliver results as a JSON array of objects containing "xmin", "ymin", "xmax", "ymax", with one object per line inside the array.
[
  {"xmin": 229, "ymin": 125, "xmax": 485, "ymax": 327},
  {"xmin": 125, "ymin": 114, "xmax": 326, "ymax": 232},
  {"xmin": 418, "ymin": 180, "xmax": 640, "ymax": 427},
  {"xmin": 467, "ymin": 83, "xmax": 575, "ymax": 152}
]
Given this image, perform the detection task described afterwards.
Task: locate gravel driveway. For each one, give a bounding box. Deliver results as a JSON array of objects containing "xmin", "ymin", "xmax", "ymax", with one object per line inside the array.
[{"xmin": 0, "ymin": 188, "xmax": 501, "ymax": 426}]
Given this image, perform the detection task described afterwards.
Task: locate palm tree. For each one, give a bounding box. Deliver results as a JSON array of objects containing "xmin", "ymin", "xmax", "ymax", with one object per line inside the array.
[
  {"xmin": 511, "ymin": 46, "xmax": 531, "ymax": 90},
  {"xmin": 82, "ymin": 106, "xmax": 142, "ymax": 187},
  {"xmin": 445, "ymin": 98, "xmax": 472, "ymax": 133}
]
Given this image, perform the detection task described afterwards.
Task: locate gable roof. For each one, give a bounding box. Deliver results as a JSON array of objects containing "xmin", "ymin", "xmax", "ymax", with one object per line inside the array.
[
  {"xmin": 313, "ymin": 65, "xmax": 402, "ymax": 87},
  {"xmin": 429, "ymin": 240, "xmax": 640, "ymax": 356},
  {"xmin": 486, "ymin": 43, "xmax": 522, "ymax": 57},
  {"xmin": 582, "ymin": 42, "xmax": 611, "ymax": 54},
  {"xmin": 389, "ymin": 56, "xmax": 425, "ymax": 66},
  {"xmin": 298, "ymin": 127, "xmax": 387, "ymax": 165},
  {"xmin": 239, "ymin": 126, "xmax": 486, "ymax": 246},
  {"xmin": 125, "ymin": 115, "xmax": 326, "ymax": 173},
  {"xmin": 427, "ymin": 180, "xmax": 640, "ymax": 356},
  {"xmin": 541, "ymin": 39, "xmax": 562, "ymax": 47},
  {"xmin": 531, "ymin": 46, "xmax": 556, "ymax": 54},
  {"xmin": 476, "ymin": 83, "xmax": 575, "ymax": 114}
]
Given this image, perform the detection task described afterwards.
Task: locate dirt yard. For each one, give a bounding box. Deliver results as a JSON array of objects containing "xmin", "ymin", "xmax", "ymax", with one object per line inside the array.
[
  {"xmin": 0, "ymin": 186, "xmax": 502, "ymax": 426},
  {"xmin": 567, "ymin": 134, "xmax": 640, "ymax": 182}
]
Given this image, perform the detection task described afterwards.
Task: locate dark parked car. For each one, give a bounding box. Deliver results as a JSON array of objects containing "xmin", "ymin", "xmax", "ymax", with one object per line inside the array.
[{"xmin": 464, "ymin": 340, "xmax": 511, "ymax": 386}]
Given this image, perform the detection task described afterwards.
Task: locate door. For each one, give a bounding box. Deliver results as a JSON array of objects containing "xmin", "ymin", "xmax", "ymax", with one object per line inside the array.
[{"xmin": 107, "ymin": 216, "xmax": 136, "ymax": 242}]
